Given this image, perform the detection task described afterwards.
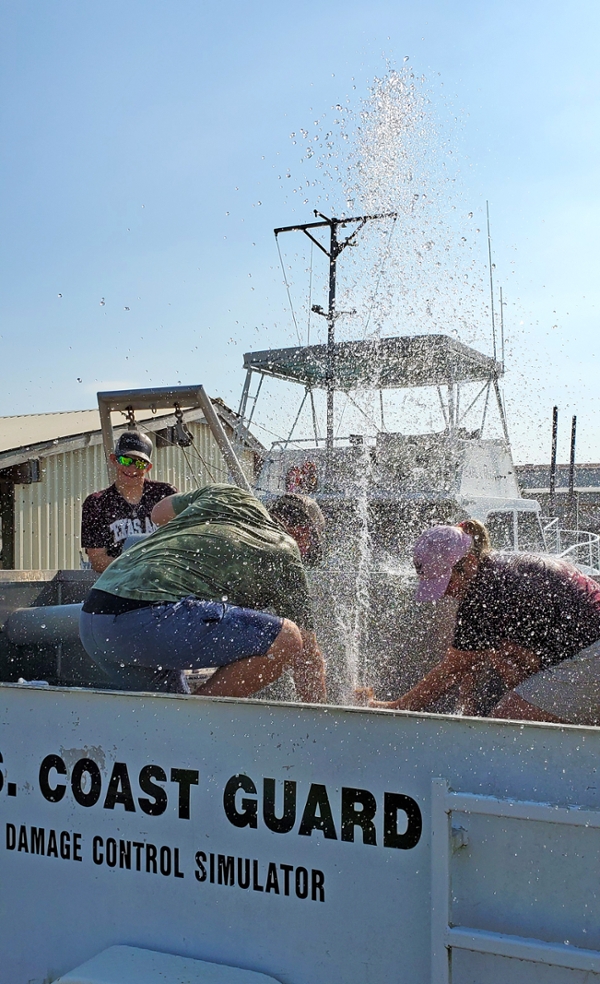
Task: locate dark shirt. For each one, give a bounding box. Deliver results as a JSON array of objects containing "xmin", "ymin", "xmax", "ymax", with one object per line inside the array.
[
  {"xmin": 81, "ymin": 480, "xmax": 177, "ymax": 558},
  {"xmin": 454, "ymin": 552, "xmax": 600, "ymax": 667}
]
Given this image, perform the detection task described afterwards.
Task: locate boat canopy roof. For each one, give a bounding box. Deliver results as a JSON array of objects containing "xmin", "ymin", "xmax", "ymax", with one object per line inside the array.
[{"xmin": 243, "ymin": 334, "xmax": 503, "ymax": 391}]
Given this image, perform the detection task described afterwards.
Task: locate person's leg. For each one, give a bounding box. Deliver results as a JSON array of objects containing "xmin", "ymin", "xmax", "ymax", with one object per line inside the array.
[
  {"xmin": 194, "ymin": 619, "xmax": 327, "ymax": 703},
  {"xmin": 491, "ymin": 691, "xmax": 566, "ymax": 723},
  {"xmin": 82, "ymin": 601, "xmax": 328, "ymax": 702},
  {"xmin": 80, "ymin": 609, "xmax": 189, "ymax": 693},
  {"xmin": 492, "ymin": 641, "xmax": 600, "ymax": 725}
]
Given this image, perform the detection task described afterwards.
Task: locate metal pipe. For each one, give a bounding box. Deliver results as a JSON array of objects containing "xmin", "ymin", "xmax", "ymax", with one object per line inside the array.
[
  {"xmin": 569, "ymin": 415, "xmax": 577, "ymax": 497},
  {"xmin": 5, "ymin": 604, "xmax": 82, "ymax": 646},
  {"xmin": 568, "ymin": 415, "xmax": 577, "ymax": 529},
  {"xmin": 549, "ymin": 406, "xmax": 558, "ymax": 517},
  {"xmin": 195, "ymin": 387, "xmax": 252, "ymax": 492},
  {"xmin": 486, "ymin": 201, "xmax": 497, "ymax": 361},
  {"xmin": 500, "ymin": 285, "xmax": 505, "ymax": 367},
  {"xmin": 493, "ymin": 377, "xmax": 510, "ymax": 444}
]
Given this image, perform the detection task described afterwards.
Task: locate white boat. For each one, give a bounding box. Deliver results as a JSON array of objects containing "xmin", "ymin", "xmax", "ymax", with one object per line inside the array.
[{"xmin": 239, "ymin": 332, "xmax": 552, "ymax": 559}]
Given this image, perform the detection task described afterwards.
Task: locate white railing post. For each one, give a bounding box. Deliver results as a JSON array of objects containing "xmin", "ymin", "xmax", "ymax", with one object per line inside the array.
[{"xmin": 431, "ymin": 779, "xmax": 451, "ymax": 984}]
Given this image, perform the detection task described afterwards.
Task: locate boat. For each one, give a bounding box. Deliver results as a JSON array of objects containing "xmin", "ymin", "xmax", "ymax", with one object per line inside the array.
[{"xmin": 239, "ymin": 332, "xmax": 549, "ymax": 558}]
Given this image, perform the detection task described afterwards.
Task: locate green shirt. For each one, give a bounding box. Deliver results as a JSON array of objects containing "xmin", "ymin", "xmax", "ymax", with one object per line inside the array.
[{"xmin": 94, "ymin": 484, "xmax": 314, "ymax": 629}]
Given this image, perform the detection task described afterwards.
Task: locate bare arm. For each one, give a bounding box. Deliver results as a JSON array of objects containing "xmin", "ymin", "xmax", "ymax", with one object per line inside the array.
[
  {"xmin": 371, "ymin": 647, "xmax": 484, "ymax": 711},
  {"xmin": 151, "ymin": 495, "xmax": 177, "ymax": 527},
  {"xmin": 86, "ymin": 548, "xmax": 114, "ymax": 573},
  {"xmin": 370, "ymin": 641, "xmax": 541, "ymax": 713}
]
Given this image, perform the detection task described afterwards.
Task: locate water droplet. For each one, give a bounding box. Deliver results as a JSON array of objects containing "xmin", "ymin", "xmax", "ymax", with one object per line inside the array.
[
  {"xmin": 468, "ymin": 212, "xmax": 473, "ymax": 218},
  {"xmin": 57, "ymin": 293, "xmax": 62, "ymax": 298},
  {"xmin": 100, "ymin": 298, "xmax": 105, "ymax": 305},
  {"xmin": 403, "ymin": 55, "xmax": 409, "ymax": 62}
]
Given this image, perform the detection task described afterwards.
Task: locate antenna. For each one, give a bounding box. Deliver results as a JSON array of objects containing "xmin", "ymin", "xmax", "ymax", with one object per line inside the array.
[
  {"xmin": 486, "ymin": 201, "xmax": 497, "ymax": 361},
  {"xmin": 499, "ymin": 285, "xmax": 505, "ymax": 366},
  {"xmin": 274, "ymin": 209, "xmax": 397, "ymax": 477}
]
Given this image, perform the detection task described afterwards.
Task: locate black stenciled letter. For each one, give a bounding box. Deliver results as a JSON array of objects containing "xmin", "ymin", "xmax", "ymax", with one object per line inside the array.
[
  {"xmin": 195, "ymin": 851, "xmax": 207, "ymax": 882},
  {"xmin": 223, "ymin": 774, "xmax": 258, "ymax": 828},
  {"xmin": 298, "ymin": 784, "xmax": 337, "ymax": 840},
  {"xmin": 103, "ymin": 762, "xmax": 136, "ymax": 812},
  {"xmin": 71, "ymin": 758, "xmax": 102, "ymax": 808},
  {"xmin": 39, "ymin": 754, "xmax": 67, "ymax": 803},
  {"xmin": 138, "ymin": 765, "xmax": 168, "ymax": 816},
  {"xmin": 170, "ymin": 768, "xmax": 199, "ymax": 820},
  {"xmin": 341, "ymin": 787, "xmax": 378, "ymax": 845},
  {"xmin": 263, "ymin": 778, "xmax": 296, "ymax": 834},
  {"xmin": 383, "ymin": 793, "xmax": 422, "ymax": 849}
]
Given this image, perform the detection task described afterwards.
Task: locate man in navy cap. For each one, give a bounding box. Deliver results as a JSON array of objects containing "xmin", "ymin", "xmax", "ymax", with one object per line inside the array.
[{"xmin": 81, "ymin": 431, "xmax": 176, "ymax": 572}]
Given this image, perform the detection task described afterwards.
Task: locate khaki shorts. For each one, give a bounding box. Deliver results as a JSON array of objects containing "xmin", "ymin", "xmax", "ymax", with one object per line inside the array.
[{"xmin": 515, "ymin": 639, "xmax": 600, "ymax": 726}]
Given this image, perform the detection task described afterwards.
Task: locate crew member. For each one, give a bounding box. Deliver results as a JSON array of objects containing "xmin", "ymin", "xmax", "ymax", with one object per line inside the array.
[
  {"xmin": 79, "ymin": 484, "xmax": 327, "ymax": 703},
  {"xmin": 81, "ymin": 431, "xmax": 176, "ymax": 572},
  {"xmin": 369, "ymin": 519, "xmax": 600, "ymax": 725}
]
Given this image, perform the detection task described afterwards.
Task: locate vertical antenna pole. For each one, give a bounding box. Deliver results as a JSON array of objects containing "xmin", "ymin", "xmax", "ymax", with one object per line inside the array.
[
  {"xmin": 326, "ymin": 222, "xmax": 338, "ymax": 477},
  {"xmin": 486, "ymin": 201, "xmax": 497, "ymax": 361},
  {"xmin": 549, "ymin": 406, "xmax": 558, "ymax": 517},
  {"xmin": 568, "ymin": 415, "xmax": 577, "ymax": 526},
  {"xmin": 499, "ymin": 285, "xmax": 505, "ymax": 366}
]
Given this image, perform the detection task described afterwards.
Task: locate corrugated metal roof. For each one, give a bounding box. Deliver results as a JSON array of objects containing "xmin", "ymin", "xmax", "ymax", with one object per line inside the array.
[
  {"xmin": 0, "ymin": 401, "xmax": 263, "ymax": 465},
  {"xmin": 0, "ymin": 409, "xmax": 155, "ymax": 454}
]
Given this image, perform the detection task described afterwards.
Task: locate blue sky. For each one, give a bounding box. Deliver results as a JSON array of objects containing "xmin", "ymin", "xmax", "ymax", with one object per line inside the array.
[{"xmin": 1, "ymin": 0, "xmax": 599, "ymax": 462}]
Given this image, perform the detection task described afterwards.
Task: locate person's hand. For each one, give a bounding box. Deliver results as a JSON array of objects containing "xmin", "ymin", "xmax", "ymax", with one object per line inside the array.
[
  {"xmin": 354, "ymin": 686, "xmax": 374, "ymax": 707},
  {"xmin": 369, "ymin": 698, "xmax": 402, "ymax": 709}
]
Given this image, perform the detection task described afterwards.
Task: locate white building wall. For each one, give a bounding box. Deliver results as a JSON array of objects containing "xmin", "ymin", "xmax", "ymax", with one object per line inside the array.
[{"xmin": 12, "ymin": 421, "xmax": 255, "ymax": 570}]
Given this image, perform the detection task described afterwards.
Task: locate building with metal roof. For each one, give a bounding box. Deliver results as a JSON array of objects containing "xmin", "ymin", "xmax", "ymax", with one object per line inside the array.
[
  {"xmin": 0, "ymin": 400, "xmax": 262, "ymax": 570},
  {"xmin": 516, "ymin": 462, "xmax": 600, "ymax": 534}
]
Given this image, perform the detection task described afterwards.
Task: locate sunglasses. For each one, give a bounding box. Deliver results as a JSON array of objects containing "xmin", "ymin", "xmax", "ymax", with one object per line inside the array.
[{"xmin": 116, "ymin": 455, "xmax": 148, "ymax": 470}]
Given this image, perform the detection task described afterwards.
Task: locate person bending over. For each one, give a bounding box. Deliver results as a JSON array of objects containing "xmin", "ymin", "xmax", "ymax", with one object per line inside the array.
[
  {"xmin": 369, "ymin": 520, "xmax": 600, "ymax": 725},
  {"xmin": 79, "ymin": 483, "xmax": 326, "ymax": 703}
]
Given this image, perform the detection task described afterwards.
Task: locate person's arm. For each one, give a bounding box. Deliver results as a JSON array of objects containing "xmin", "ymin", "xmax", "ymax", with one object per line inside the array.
[
  {"xmin": 86, "ymin": 547, "xmax": 114, "ymax": 573},
  {"xmin": 485, "ymin": 640, "xmax": 541, "ymax": 688},
  {"xmin": 370, "ymin": 647, "xmax": 488, "ymax": 711},
  {"xmin": 151, "ymin": 487, "xmax": 210, "ymax": 526},
  {"xmin": 81, "ymin": 495, "xmax": 114, "ymax": 572},
  {"xmin": 368, "ymin": 640, "xmax": 542, "ymax": 713},
  {"xmin": 151, "ymin": 495, "xmax": 177, "ymax": 527}
]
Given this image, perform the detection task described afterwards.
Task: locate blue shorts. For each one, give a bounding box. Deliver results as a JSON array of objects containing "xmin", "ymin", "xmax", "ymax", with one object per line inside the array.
[{"xmin": 79, "ymin": 599, "xmax": 283, "ymax": 694}]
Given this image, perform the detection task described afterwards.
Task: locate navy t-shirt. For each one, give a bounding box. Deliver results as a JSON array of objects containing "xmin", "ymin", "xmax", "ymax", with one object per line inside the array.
[
  {"xmin": 453, "ymin": 552, "xmax": 600, "ymax": 667},
  {"xmin": 81, "ymin": 481, "xmax": 176, "ymax": 559}
]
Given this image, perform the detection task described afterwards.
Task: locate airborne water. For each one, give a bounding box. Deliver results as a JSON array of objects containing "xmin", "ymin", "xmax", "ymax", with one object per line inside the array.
[{"xmin": 256, "ymin": 67, "xmax": 503, "ymax": 705}]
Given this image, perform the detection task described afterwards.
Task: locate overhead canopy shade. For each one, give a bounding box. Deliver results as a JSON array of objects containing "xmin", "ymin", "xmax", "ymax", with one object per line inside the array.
[{"xmin": 243, "ymin": 334, "xmax": 502, "ymax": 391}]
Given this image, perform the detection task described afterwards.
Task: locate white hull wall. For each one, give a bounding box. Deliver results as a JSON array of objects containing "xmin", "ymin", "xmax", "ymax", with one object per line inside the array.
[
  {"xmin": 2, "ymin": 687, "xmax": 600, "ymax": 983},
  {"xmin": 11, "ymin": 422, "xmax": 254, "ymax": 570}
]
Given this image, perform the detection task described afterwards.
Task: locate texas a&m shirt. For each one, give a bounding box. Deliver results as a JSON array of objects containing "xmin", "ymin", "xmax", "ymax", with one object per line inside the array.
[{"xmin": 81, "ymin": 481, "xmax": 176, "ymax": 558}]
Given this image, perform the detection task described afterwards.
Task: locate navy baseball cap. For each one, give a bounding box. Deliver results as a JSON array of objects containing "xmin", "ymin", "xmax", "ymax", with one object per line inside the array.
[{"xmin": 114, "ymin": 431, "xmax": 153, "ymax": 464}]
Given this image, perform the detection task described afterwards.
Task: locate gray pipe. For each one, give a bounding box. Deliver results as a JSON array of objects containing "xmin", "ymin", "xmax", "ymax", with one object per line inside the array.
[{"xmin": 5, "ymin": 604, "xmax": 82, "ymax": 646}]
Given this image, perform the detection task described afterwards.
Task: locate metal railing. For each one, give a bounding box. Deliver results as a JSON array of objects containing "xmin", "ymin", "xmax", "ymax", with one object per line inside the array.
[{"xmin": 542, "ymin": 517, "xmax": 600, "ymax": 571}]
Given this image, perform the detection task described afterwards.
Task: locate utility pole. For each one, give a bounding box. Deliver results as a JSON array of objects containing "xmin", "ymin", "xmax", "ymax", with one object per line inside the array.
[
  {"xmin": 568, "ymin": 414, "xmax": 577, "ymax": 528},
  {"xmin": 549, "ymin": 406, "xmax": 558, "ymax": 518},
  {"xmin": 274, "ymin": 210, "xmax": 397, "ymax": 479}
]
